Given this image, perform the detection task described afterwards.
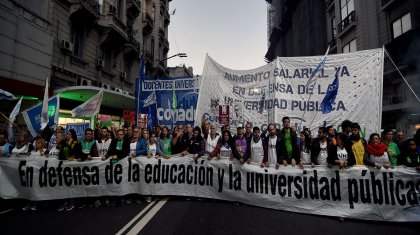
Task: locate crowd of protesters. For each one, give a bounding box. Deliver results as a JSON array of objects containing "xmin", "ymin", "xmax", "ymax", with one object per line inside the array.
[{"xmin": 1, "ymin": 117, "xmax": 420, "ymax": 212}]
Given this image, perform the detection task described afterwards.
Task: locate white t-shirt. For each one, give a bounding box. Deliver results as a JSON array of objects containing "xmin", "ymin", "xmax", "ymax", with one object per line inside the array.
[
  {"xmin": 12, "ymin": 145, "xmax": 29, "ymax": 155},
  {"xmin": 48, "ymin": 147, "xmax": 60, "ymax": 159},
  {"xmin": 300, "ymin": 145, "xmax": 311, "ymax": 164},
  {"xmin": 206, "ymin": 135, "xmax": 220, "ymax": 155},
  {"xmin": 149, "ymin": 143, "xmax": 157, "ymax": 156},
  {"xmin": 337, "ymin": 147, "xmax": 348, "ymax": 161},
  {"xmin": 30, "ymin": 148, "xmax": 47, "ymax": 157},
  {"xmin": 130, "ymin": 142, "xmax": 137, "ymax": 156},
  {"xmin": 370, "ymin": 151, "xmax": 390, "ymax": 166},
  {"xmin": 317, "ymin": 141, "xmax": 328, "ymax": 165},
  {"xmin": 268, "ymin": 136, "xmax": 277, "ymax": 165},
  {"xmin": 220, "ymin": 144, "xmax": 231, "ymax": 158},
  {"xmin": 250, "ymin": 138, "xmax": 263, "ymax": 164},
  {"xmin": 96, "ymin": 139, "xmax": 112, "ymax": 158}
]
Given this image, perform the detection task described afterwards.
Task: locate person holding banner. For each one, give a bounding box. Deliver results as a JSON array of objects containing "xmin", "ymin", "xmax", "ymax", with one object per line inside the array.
[
  {"xmin": 245, "ymin": 126, "xmax": 266, "ymax": 165},
  {"xmin": 205, "ymin": 123, "xmax": 220, "ymax": 160},
  {"xmin": 0, "ymin": 130, "xmax": 13, "ymax": 157},
  {"xmin": 80, "ymin": 128, "xmax": 98, "ymax": 161},
  {"xmin": 105, "ymin": 129, "xmax": 129, "ymax": 162},
  {"xmin": 280, "ymin": 117, "xmax": 299, "ymax": 167},
  {"xmin": 172, "ymin": 124, "xmax": 189, "ymax": 155},
  {"xmin": 62, "ymin": 129, "xmax": 82, "ymax": 161},
  {"xmin": 341, "ymin": 120, "xmax": 353, "ymax": 140},
  {"xmin": 182, "ymin": 126, "xmax": 205, "ymax": 160},
  {"xmin": 310, "ymin": 127, "xmax": 332, "ymax": 166},
  {"xmin": 327, "ymin": 133, "xmax": 355, "ymax": 169},
  {"xmin": 201, "ymin": 120, "xmax": 210, "ymax": 140},
  {"xmin": 365, "ymin": 133, "xmax": 391, "ymax": 169},
  {"xmin": 382, "ymin": 129, "xmax": 400, "ymax": 167},
  {"xmin": 244, "ymin": 123, "xmax": 253, "ymax": 141},
  {"xmin": 148, "ymin": 133, "xmax": 159, "ymax": 158},
  {"xmin": 46, "ymin": 133, "xmax": 64, "ymax": 159},
  {"xmin": 210, "ymin": 130, "xmax": 240, "ymax": 160},
  {"xmin": 48, "ymin": 126, "xmax": 64, "ymax": 151},
  {"xmin": 234, "ymin": 126, "xmax": 247, "ymax": 164},
  {"xmin": 28, "ymin": 138, "xmax": 47, "ymax": 157},
  {"xmin": 400, "ymin": 139, "xmax": 420, "ymax": 170},
  {"xmin": 130, "ymin": 127, "xmax": 147, "ymax": 158},
  {"xmin": 298, "ymin": 131, "xmax": 312, "ymax": 169},
  {"xmin": 349, "ymin": 123, "xmax": 368, "ymax": 166},
  {"xmin": 11, "ymin": 131, "xmax": 32, "ymax": 156},
  {"xmin": 261, "ymin": 124, "xmax": 283, "ymax": 169},
  {"xmin": 157, "ymin": 126, "xmax": 172, "ymax": 159},
  {"xmin": 96, "ymin": 127, "xmax": 112, "ymax": 159}
]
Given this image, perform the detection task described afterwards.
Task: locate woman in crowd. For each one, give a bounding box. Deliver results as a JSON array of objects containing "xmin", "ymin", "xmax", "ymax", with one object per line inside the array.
[
  {"xmin": 59, "ymin": 129, "xmax": 81, "ymax": 161},
  {"xmin": 11, "ymin": 131, "xmax": 32, "ymax": 155},
  {"xmin": 0, "ymin": 130, "xmax": 13, "ymax": 157},
  {"xmin": 400, "ymin": 139, "xmax": 420, "ymax": 170},
  {"xmin": 29, "ymin": 138, "xmax": 47, "ymax": 157},
  {"xmin": 210, "ymin": 130, "xmax": 240, "ymax": 161},
  {"xmin": 157, "ymin": 126, "xmax": 172, "ymax": 159},
  {"xmin": 130, "ymin": 127, "xmax": 146, "ymax": 158},
  {"xmin": 365, "ymin": 133, "xmax": 391, "ymax": 169},
  {"xmin": 148, "ymin": 132, "xmax": 159, "ymax": 158},
  {"xmin": 327, "ymin": 133, "xmax": 355, "ymax": 169},
  {"xmin": 299, "ymin": 131, "xmax": 312, "ymax": 169}
]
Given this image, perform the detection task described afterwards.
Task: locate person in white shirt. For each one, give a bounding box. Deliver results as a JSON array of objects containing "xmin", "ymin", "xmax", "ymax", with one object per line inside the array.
[
  {"xmin": 29, "ymin": 138, "xmax": 47, "ymax": 157},
  {"xmin": 261, "ymin": 124, "xmax": 284, "ymax": 169},
  {"xmin": 11, "ymin": 131, "xmax": 31, "ymax": 156},
  {"xmin": 96, "ymin": 127, "xmax": 112, "ymax": 159},
  {"xmin": 310, "ymin": 127, "xmax": 331, "ymax": 166},
  {"xmin": 245, "ymin": 126, "xmax": 266, "ymax": 165},
  {"xmin": 205, "ymin": 123, "xmax": 220, "ymax": 159}
]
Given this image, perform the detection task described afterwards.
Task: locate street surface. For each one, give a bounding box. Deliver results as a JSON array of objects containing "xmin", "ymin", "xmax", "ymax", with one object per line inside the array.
[{"xmin": 1, "ymin": 197, "xmax": 419, "ymax": 235}]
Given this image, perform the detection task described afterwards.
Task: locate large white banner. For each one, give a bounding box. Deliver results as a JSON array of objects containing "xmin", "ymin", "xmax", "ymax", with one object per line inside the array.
[
  {"xmin": 195, "ymin": 49, "xmax": 384, "ymax": 136},
  {"xmin": 1, "ymin": 156, "xmax": 419, "ymax": 222}
]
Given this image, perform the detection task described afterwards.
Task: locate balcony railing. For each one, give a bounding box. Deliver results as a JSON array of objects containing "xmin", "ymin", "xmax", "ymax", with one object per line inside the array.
[
  {"xmin": 79, "ymin": 0, "xmax": 100, "ymax": 16},
  {"xmin": 338, "ymin": 11, "xmax": 356, "ymax": 33}
]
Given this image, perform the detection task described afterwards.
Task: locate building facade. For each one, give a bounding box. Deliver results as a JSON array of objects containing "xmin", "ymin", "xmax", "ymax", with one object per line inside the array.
[
  {"xmin": 266, "ymin": 0, "xmax": 420, "ymax": 135},
  {"xmin": 0, "ymin": 0, "xmax": 173, "ymax": 129}
]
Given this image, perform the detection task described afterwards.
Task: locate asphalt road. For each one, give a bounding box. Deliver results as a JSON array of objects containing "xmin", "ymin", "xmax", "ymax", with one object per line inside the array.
[{"xmin": 1, "ymin": 197, "xmax": 419, "ymax": 235}]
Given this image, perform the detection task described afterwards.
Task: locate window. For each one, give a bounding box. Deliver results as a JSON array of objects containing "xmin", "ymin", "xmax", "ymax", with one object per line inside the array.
[
  {"xmin": 103, "ymin": 50, "xmax": 113, "ymax": 70},
  {"xmin": 151, "ymin": 39, "xmax": 155, "ymax": 58},
  {"xmin": 392, "ymin": 13, "xmax": 412, "ymax": 38},
  {"xmin": 72, "ymin": 29, "xmax": 84, "ymax": 58},
  {"xmin": 331, "ymin": 16, "xmax": 337, "ymax": 38},
  {"xmin": 116, "ymin": 0, "xmax": 123, "ymax": 19},
  {"xmin": 340, "ymin": 0, "xmax": 354, "ymax": 21},
  {"xmin": 342, "ymin": 39, "xmax": 357, "ymax": 53}
]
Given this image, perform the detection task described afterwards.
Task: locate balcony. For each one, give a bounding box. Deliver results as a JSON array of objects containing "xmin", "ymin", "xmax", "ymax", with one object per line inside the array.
[
  {"xmin": 326, "ymin": 0, "xmax": 334, "ymax": 12},
  {"xmin": 381, "ymin": 0, "xmax": 398, "ymax": 11},
  {"xmin": 155, "ymin": 60, "xmax": 169, "ymax": 77},
  {"xmin": 338, "ymin": 11, "xmax": 356, "ymax": 35},
  {"xmin": 143, "ymin": 13, "xmax": 154, "ymax": 36},
  {"xmin": 143, "ymin": 49, "xmax": 154, "ymax": 65},
  {"xmin": 164, "ymin": 9, "xmax": 170, "ymax": 26},
  {"xmin": 126, "ymin": 0, "xmax": 141, "ymax": 19},
  {"xmin": 158, "ymin": 27, "xmax": 165, "ymax": 40},
  {"xmin": 69, "ymin": 0, "xmax": 100, "ymax": 25},
  {"xmin": 100, "ymin": 11, "xmax": 128, "ymax": 48},
  {"xmin": 124, "ymin": 31, "xmax": 140, "ymax": 61},
  {"xmin": 163, "ymin": 39, "xmax": 169, "ymax": 53}
]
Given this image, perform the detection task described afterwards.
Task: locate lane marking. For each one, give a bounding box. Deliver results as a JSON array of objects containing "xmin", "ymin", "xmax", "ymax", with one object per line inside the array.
[
  {"xmin": 0, "ymin": 209, "xmax": 14, "ymax": 214},
  {"xmin": 126, "ymin": 198, "xmax": 169, "ymax": 235},
  {"xmin": 117, "ymin": 198, "xmax": 168, "ymax": 235}
]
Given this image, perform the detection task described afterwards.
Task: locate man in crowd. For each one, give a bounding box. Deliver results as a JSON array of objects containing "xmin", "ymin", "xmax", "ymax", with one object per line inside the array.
[
  {"xmin": 234, "ymin": 125, "xmax": 247, "ymax": 164},
  {"xmin": 262, "ymin": 123, "xmax": 283, "ymax": 169},
  {"xmin": 349, "ymin": 122, "xmax": 367, "ymax": 166},
  {"xmin": 383, "ymin": 129, "xmax": 400, "ymax": 167},
  {"xmin": 245, "ymin": 126, "xmax": 265, "ymax": 165},
  {"xmin": 79, "ymin": 128, "xmax": 98, "ymax": 161},
  {"xmin": 96, "ymin": 127, "xmax": 112, "ymax": 159},
  {"xmin": 244, "ymin": 122, "xmax": 253, "ymax": 141},
  {"xmin": 172, "ymin": 123, "xmax": 189, "ymax": 154},
  {"xmin": 341, "ymin": 120, "xmax": 352, "ymax": 140},
  {"xmin": 310, "ymin": 127, "xmax": 331, "ymax": 166},
  {"xmin": 48, "ymin": 126, "xmax": 64, "ymax": 151},
  {"xmin": 280, "ymin": 117, "xmax": 299, "ymax": 167}
]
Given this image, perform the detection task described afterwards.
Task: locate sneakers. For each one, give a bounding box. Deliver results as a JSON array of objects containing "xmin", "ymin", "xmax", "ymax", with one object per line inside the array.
[
  {"xmin": 57, "ymin": 204, "xmax": 67, "ymax": 212},
  {"xmin": 22, "ymin": 204, "xmax": 31, "ymax": 211},
  {"xmin": 30, "ymin": 203, "xmax": 38, "ymax": 211},
  {"xmin": 77, "ymin": 204, "xmax": 86, "ymax": 209},
  {"xmin": 145, "ymin": 196, "xmax": 152, "ymax": 203},
  {"xmin": 126, "ymin": 198, "xmax": 132, "ymax": 204},
  {"xmin": 94, "ymin": 200, "xmax": 101, "ymax": 208},
  {"xmin": 135, "ymin": 199, "xmax": 142, "ymax": 204},
  {"xmin": 65, "ymin": 203, "xmax": 75, "ymax": 211}
]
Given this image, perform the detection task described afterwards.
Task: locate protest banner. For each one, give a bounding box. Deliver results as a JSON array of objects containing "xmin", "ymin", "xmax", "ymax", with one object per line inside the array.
[{"xmin": 0, "ymin": 156, "xmax": 419, "ymax": 222}]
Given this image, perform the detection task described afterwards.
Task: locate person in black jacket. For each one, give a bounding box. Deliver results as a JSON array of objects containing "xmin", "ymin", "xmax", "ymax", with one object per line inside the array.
[
  {"xmin": 310, "ymin": 127, "xmax": 332, "ymax": 166},
  {"xmin": 280, "ymin": 117, "xmax": 299, "ymax": 166},
  {"xmin": 104, "ymin": 129, "xmax": 129, "ymax": 163},
  {"xmin": 182, "ymin": 126, "xmax": 205, "ymax": 159},
  {"xmin": 262, "ymin": 123, "xmax": 284, "ymax": 169},
  {"xmin": 327, "ymin": 132, "xmax": 355, "ymax": 168}
]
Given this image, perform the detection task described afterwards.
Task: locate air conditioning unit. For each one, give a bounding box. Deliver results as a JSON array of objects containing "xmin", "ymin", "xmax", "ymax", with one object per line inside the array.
[
  {"xmin": 122, "ymin": 91, "xmax": 129, "ymax": 95},
  {"xmin": 115, "ymin": 88, "xmax": 122, "ymax": 93},
  {"xmin": 120, "ymin": 71, "xmax": 127, "ymax": 79},
  {"xmin": 60, "ymin": 39, "xmax": 73, "ymax": 52},
  {"xmin": 96, "ymin": 58, "xmax": 104, "ymax": 68},
  {"xmin": 102, "ymin": 83, "xmax": 110, "ymax": 90},
  {"xmin": 78, "ymin": 78, "xmax": 92, "ymax": 86},
  {"xmin": 109, "ymin": 5, "xmax": 116, "ymax": 14}
]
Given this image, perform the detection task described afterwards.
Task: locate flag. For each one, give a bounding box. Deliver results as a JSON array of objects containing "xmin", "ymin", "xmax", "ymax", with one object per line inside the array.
[
  {"xmin": 143, "ymin": 91, "xmax": 156, "ymax": 107},
  {"xmin": 135, "ymin": 55, "xmax": 145, "ymax": 126},
  {"xmin": 71, "ymin": 90, "xmax": 104, "ymax": 117},
  {"xmin": 259, "ymin": 91, "xmax": 266, "ymax": 114},
  {"xmin": 7, "ymin": 97, "xmax": 22, "ymax": 143},
  {"xmin": 321, "ymin": 75, "xmax": 339, "ymax": 114},
  {"xmin": 40, "ymin": 76, "xmax": 50, "ymax": 130},
  {"xmin": 147, "ymin": 106, "xmax": 153, "ymax": 131},
  {"xmin": 306, "ymin": 45, "xmax": 330, "ymax": 88},
  {"xmin": 22, "ymin": 95, "xmax": 60, "ymax": 137},
  {"xmin": 172, "ymin": 85, "xmax": 177, "ymax": 113},
  {"xmin": 0, "ymin": 89, "xmax": 16, "ymax": 100}
]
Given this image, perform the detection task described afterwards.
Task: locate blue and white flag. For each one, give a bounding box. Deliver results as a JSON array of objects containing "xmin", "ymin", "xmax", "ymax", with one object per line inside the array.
[
  {"xmin": 0, "ymin": 89, "xmax": 16, "ymax": 100},
  {"xmin": 8, "ymin": 97, "xmax": 22, "ymax": 144},
  {"xmin": 321, "ymin": 75, "xmax": 339, "ymax": 114},
  {"xmin": 22, "ymin": 95, "xmax": 60, "ymax": 137},
  {"xmin": 306, "ymin": 45, "xmax": 330, "ymax": 88},
  {"xmin": 71, "ymin": 90, "xmax": 104, "ymax": 117},
  {"xmin": 143, "ymin": 91, "xmax": 156, "ymax": 107},
  {"xmin": 40, "ymin": 76, "xmax": 50, "ymax": 130}
]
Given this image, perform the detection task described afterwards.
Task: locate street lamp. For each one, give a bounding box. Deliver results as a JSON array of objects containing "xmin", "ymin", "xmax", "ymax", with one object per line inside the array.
[{"xmin": 159, "ymin": 53, "xmax": 187, "ymax": 62}]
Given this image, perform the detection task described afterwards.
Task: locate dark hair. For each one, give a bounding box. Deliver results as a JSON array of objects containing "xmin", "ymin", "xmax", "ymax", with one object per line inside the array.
[
  {"xmin": 253, "ymin": 126, "xmax": 260, "ymax": 133},
  {"xmin": 336, "ymin": 132, "xmax": 347, "ymax": 144},
  {"xmin": 351, "ymin": 122, "xmax": 361, "ymax": 130},
  {"xmin": 282, "ymin": 116, "xmax": 290, "ymax": 123},
  {"xmin": 101, "ymin": 126, "xmax": 109, "ymax": 131},
  {"xmin": 68, "ymin": 129, "xmax": 77, "ymax": 141},
  {"xmin": 84, "ymin": 128, "xmax": 93, "ymax": 134},
  {"xmin": 193, "ymin": 126, "xmax": 202, "ymax": 135},
  {"xmin": 341, "ymin": 120, "xmax": 352, "ymax": 130},
  {"xmin": 0, "ymin": 130, "xmax": 7, "ymax": 139},
  {"xmin": 318, "ymin": 126, "xmax": 327, "ymax": 134},
  {"xmin": 369, "ymin": 133, "xmax": 380, "ymax": 143},
  {"xmin": 160, "ymin": 126, "xmax": 170, "ymax": 139},
  {"xmin": 299, "ymin": 131, "xmax": 311, "ymax": 152}
]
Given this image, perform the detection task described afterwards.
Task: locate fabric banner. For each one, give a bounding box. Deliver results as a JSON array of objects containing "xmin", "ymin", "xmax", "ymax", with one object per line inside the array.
[
  {"xmin": 21, "ymin": 95, "xmax": 60, "ymax": 137},
  {"xmin": 65, "ymin": 123, "xmax": 89, "ymax": 141},
  {"xmin": 139, "ymin": 77, "xmax": 200, "ymax": 127},
  {"xmin": 0, "ymin": 156, "xmax": 419, "ymax": 222},
  {"xmin": 195, "ymin": 49, "xmax": 384, "ymax": 136}
]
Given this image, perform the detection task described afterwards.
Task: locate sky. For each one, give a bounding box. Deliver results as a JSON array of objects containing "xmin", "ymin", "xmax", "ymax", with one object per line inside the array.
[{"xmin": 167, "ymin": 0, "xmax": 268, "ymax": 75}]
